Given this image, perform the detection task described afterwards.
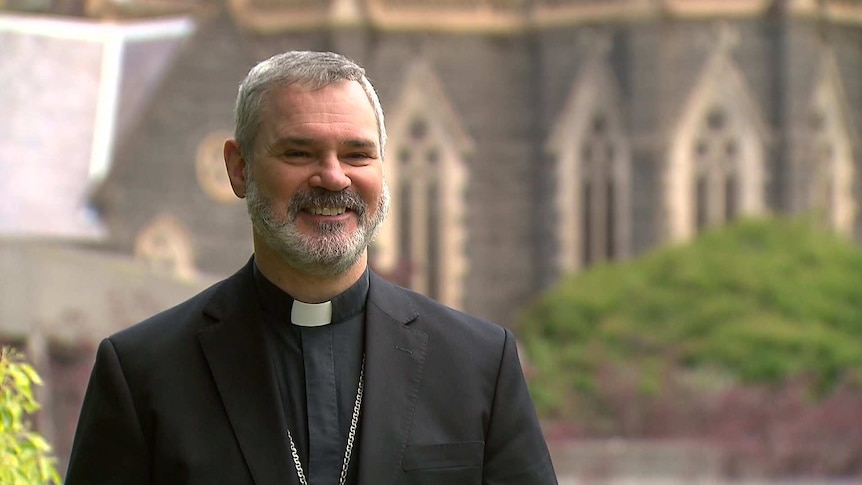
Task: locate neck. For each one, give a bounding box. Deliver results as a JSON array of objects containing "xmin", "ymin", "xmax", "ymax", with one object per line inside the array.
[{"xmin": 252, "ymin": 236, "xmax": 368, "ymax": 303}]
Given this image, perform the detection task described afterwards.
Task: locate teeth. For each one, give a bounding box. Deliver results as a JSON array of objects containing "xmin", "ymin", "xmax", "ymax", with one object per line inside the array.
[{"xmin": 311, "ymin": 207, "xmax": 346, "ymax": 216}]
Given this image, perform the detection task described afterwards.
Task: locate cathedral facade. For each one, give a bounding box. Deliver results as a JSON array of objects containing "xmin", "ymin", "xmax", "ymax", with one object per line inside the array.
[{"xmin": 98, "ymin": 0, "xmax": 862, "ymax": 325}]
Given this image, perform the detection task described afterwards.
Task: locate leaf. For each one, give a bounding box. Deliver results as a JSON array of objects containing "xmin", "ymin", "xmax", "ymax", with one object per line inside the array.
[
  {"xmin": 19, "ymin": 365, "xmax": 42, "ymax": 387},
  {"xmin": 0, "ymin": 407, "xmax": 12, "ymax": 430},
  {"xmin": 0, "ymin": 345, "xmax": 62, "ymax": 484}
]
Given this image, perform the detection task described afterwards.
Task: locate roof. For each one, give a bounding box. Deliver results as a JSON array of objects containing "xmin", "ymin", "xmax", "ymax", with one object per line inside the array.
[{"xmin": 0, "ymin": 13, "xmax": 194, "ymax": 239}]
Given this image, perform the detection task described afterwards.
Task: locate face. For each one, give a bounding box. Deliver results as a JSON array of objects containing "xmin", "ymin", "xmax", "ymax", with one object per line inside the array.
[{"xmin": 228, "ymin": 81, "xmax": 389, "ymax": 277}]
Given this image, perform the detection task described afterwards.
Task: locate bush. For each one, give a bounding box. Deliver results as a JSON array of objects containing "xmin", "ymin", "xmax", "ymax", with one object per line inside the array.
[
  {"xmin": 519, "ymin": 217, "xmax": 862, "ymax": 475},
  {"xmin": 0, "ymin": 346, "xmax": 61, "ymax": 485}
]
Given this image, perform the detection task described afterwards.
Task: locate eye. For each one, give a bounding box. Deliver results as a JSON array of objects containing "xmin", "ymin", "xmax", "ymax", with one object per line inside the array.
[
  {"xmin": 343, "ymin": 152, "xmax": 375, "ymax": 165},
  {"xmin": 279, "ymin": 150, "xmax": 316, "ymax": 164}
]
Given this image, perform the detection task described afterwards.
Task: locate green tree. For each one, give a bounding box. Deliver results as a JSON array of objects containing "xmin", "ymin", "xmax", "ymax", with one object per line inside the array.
[{"xmin": 0, "ymin": 346, "xmax": 61, "ymax": 485}]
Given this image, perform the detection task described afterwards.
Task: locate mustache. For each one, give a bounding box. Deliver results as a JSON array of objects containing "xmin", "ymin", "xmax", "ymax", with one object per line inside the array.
[{"xmin": 287, "ymin": 188, "xmax": 367, "ymax": 219}]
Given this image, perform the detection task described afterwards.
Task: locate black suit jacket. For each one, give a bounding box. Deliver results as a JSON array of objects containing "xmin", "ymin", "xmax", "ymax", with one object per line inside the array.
[{"xmin": 65, "ymin": 260, "xmax": 557, "ymax": 484}]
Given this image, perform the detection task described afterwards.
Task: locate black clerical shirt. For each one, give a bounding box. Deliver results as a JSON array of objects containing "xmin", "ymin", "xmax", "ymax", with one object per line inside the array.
[{"xmin": 253, "ymin": 262, "xmax": 367, "ymax": 485}]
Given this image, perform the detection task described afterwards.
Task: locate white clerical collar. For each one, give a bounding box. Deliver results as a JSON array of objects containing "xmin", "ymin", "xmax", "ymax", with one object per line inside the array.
[{"xmin": 291, "ymin": 300, "xmax": 333, "ymax": 327}]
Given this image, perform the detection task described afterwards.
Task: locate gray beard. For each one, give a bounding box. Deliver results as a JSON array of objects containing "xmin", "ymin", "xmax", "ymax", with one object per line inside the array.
[{"xmin": 245, "ymin": 177, "xmax": 390, "ymax": 277}]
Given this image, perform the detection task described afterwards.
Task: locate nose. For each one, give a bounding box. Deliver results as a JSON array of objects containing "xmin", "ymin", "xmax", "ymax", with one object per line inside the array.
[{"xmin": 309, "ymin": 153, "xmax": 350, "ymax": 191}]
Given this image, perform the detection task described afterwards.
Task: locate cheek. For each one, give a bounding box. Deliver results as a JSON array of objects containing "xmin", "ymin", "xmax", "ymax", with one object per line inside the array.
[
  {"xmin": 262, "ymin": 169, "xmax": 308, "ymax": 198},
  {"xmin": 352, "ymin": 167, "xmax": 384, "ymax": 201},
  {"xmin": 360, "ymin": 181, "xmax": 384, "ymax": 209}
]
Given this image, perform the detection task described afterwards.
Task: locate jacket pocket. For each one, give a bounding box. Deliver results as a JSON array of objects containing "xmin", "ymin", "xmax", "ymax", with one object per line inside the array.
[{"xmin": 402, "ymin": 441, "xmax": 484, "ymax": 471}]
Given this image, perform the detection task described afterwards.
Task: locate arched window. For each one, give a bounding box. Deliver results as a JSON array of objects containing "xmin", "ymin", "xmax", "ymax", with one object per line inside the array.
[
  {"xmin": 692, "ymin": 107, "xmax": 742, "ymax": 232},
  {"xmin": 134, "ymin": 214, "xmax": 196, "ymax": 280},
  {"xmin": 396, "ymin": 119, "xmax": 444, "ymax": 299},
  {"xmin": 375, "ymin": 61, "xmax": 471, "ymax": 308},
  {"xmin": 666, "ymin": 25, "xmax": 768, "ymax": 242},
  {"xmin": 795, "ymin": 52, "xmax": 856, "ymax": 236},
  {"xmin": 804, "ymin": 110, "xmax": 837, "ymax": 220},
  {"xmin": 579, "ymin": 113, "xmax": 623, "ymax": 266},
  {"xmin": 547, "ymin": 42, "xmax": 631, "ymax": 273}
]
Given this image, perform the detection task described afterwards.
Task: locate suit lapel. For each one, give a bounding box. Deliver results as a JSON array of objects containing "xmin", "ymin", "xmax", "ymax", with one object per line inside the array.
[
  {"xmin": 197, "ymin": 261, "xmax": 297, "ymax": 485},
  {"xmin": 357, "ymin": 275, "xmax": 428, "ymax": 485}
]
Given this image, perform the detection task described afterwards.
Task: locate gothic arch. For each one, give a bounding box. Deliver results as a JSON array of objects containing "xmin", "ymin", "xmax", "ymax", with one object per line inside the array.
[
  {"xmin": 795, "ymin": 50, "xmax": 857, "ymax": 236},
  {"xmin": 547, "ymin": 39, "xmax": 632, "ymax": 273},
  {"xmin": 666, "ymin": 26, "xmax": 770, "ymax": 242},
  {"xmin": 376, "ymin": 60, "xmax": 472, "ymax": 308},
  {"xmin": 134, "ymin": 214, "xmax": 196, "ymax": 280}
]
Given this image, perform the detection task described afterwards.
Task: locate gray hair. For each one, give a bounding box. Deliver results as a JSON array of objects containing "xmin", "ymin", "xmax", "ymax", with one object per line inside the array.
[{"xmin": 233, "ymin": 50, "xmax": 387, "ymax": 163}]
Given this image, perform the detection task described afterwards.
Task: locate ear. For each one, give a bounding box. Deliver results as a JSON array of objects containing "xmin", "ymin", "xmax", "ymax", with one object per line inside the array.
[{"xmin": 224, "ymin": 139, "xmax": 248, "ymax": 199}]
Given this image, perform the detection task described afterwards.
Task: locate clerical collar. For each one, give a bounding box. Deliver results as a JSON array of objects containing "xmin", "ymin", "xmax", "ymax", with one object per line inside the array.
[
  {"xmin": 290, "ymin": 300, "xmax": 331, "ymax": 327},
  {"xmin": 252, "ymin": 260, "xmax": 369, "ymax": 326}
]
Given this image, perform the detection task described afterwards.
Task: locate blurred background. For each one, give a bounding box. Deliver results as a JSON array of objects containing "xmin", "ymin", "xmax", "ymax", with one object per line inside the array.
[{"xmin": 2, "ymin": 0, "xmax": 862, "ymax": 483}]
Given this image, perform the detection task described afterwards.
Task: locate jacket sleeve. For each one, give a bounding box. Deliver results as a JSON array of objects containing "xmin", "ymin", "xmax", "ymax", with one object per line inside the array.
[
  {"xmin": 65, "ymin": 338, "xmax": 150, "ymax": 485},
  {"xmin": 483, "ymin": 329, "xmax": 558, "ymax": 485}
]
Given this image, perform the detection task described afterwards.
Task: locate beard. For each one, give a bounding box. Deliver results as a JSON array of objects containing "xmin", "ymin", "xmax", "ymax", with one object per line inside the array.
[{"xmin": 245, "ymin": 176, "xmax": 390, "ymax": 277}]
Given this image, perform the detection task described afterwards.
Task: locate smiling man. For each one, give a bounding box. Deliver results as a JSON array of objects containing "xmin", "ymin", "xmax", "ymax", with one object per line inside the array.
[{"xmin": 65, "ymin": 51, "xmax": 557, "ymax": 485}]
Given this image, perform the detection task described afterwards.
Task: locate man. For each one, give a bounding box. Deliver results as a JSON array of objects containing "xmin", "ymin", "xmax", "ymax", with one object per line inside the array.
[{"xmin": 66, "ymin": 51, "xmax": 557, "ymax": 485}]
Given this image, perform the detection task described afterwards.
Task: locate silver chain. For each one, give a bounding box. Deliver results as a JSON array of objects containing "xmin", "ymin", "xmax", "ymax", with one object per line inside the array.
[
  {"xmin": 287, "ymin": 429, "xmax": 307, "ymax": 485},
  {"xmin": 287, "ymin": 356, "xmax": 365, "ymax": 485}
]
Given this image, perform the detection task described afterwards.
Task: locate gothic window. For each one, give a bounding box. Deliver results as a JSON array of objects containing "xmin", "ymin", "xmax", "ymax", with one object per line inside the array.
[
  {"xmin": 666, "ymin": 25, "xmax": 768, "ymax": 242},
  {"xmin": 579, "ymin": 112, "xmax": 621, "ymax": 267},
  {"xmin": 547, "ymin": 53, "xmax": 632, "ymax": 274},
  {"xmin": 134, "ymin": 214, "xmax": 196, "ymax": 280},
  {"xmin": 692, "ymin": 107, "xmax": 742, "ymax": 232},
  {"xmin": 804, "ymin": 110, "xmax": 836, "ymax": 218},
  {"xmin": 797, "ymin": 53, "xmax": 856, "ymax": 236},
  {"xmin": 397, "ymin": 118, "xmax": 445, "ymax": 300},
  {"xmin": 376, "ymin": 61, "xmax": 470, "ymax": 308}
]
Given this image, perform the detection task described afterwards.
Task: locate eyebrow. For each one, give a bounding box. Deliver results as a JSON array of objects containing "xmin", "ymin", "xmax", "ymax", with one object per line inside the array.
[
  {"xmin": 270, "ymin": 136, "xmax": 378, "ymax": 151},
  {"xmin": 343, "ymin": 138, "xmax": 378, "ymax": 150}
]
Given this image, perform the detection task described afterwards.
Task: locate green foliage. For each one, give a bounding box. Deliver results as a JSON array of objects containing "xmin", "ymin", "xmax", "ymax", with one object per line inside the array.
[
  {"xmin": 0, "ymin": 347, "xmax": 61, "ymax": 485},
  {"xmin": 519, "ymin": 217, "xmax": 862, "ymax": 419}
]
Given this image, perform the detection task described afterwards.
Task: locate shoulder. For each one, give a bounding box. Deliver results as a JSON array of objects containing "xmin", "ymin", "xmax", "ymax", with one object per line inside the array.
[
  {"xmin": 369, "ymin": 272, "xmax": 512, "ymax": 357},
  {"xmin": 112, "ymin": 281, "xmax": 221, "ymax": 341},
  {"xmin": 107, "ymin": 260, "xmax": 254, "ymax": 362}
]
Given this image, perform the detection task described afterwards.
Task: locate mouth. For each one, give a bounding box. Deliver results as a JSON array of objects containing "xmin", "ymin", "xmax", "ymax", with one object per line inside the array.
[
  {"xmin": 290, "ymin": 189, "xmax": 365, "ymax": 221},
  {"xmin": 308, "ymin": 206, "xmax": 348, "ymax": 216}
]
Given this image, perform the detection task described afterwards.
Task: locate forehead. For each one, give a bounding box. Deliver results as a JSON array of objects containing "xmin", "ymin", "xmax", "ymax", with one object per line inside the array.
[{"xmin": 259, "ymin": 81, "xmax": 378, "ymax": 139}]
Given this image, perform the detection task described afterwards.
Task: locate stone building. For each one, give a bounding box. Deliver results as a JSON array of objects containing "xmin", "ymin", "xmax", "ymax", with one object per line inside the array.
[
  {"xmin": 2, "ymin": 0, "xmax": 862, "ymax": 472},
  {"xmin": 96, "ymin": 0, "xmax": 862, "ymax": 325}
]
